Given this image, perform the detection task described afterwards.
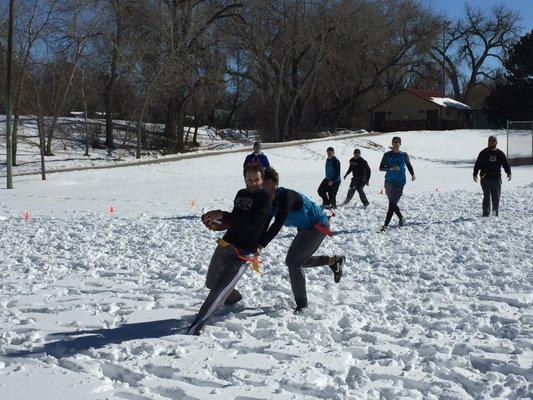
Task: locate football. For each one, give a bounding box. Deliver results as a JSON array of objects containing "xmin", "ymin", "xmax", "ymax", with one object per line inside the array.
[{"xmin": 201, "ymin": 212, "xmax": 230, "ymax": 231}]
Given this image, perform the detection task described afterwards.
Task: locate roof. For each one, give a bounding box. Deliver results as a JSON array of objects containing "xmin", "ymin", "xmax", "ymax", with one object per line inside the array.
[{"xmin": 369, "ymin": 88, "xmax": 472, "ymax": 111}]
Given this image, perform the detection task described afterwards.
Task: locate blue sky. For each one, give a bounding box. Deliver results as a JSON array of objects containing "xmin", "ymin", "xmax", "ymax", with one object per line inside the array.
[{"xmin": 431, "ymin": 0, "xmax": 533, "ymax": 34}]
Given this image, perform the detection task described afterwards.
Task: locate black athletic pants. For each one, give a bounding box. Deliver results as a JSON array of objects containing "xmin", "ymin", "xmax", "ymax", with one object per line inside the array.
[
  {"xmin": 318, "ymin": 179, "xmax": 340, "ymax": 206},
  {"xmin": 344, "ymin": 178, "xmax": 369, "ymax": 206},
  {"xmin": 384, "ymin": 181, "xmax": 404, "ymax": 227}
]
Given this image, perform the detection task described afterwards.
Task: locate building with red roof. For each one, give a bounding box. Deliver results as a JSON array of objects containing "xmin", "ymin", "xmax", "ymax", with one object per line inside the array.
[{"xmin": 369, "ymin": 88, "xmax": 472, "ymax": 131}]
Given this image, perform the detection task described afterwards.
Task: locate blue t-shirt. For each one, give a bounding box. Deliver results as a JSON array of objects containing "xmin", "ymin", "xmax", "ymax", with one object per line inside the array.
[
  {"xmin": 380, "ymin": 151, "xmax": 411, "ymax": 186},
  {"xmin": 325, "ymin": 157, "xmax": 341, "ymax": 183}
]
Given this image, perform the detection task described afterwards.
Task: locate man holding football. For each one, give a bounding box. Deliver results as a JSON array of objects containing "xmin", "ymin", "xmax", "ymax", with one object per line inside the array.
[{"xmin": 187, "ymin": 164, "xmax": 272, "ymax": 335}]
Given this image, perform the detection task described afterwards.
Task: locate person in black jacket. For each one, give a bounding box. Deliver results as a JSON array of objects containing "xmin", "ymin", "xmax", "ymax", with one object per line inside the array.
[
  {"xmin": 473, "ymin": 135, "xmax": 511, "ymax": 217},
  {"xmin": 187, "ymin": 164, "xmax": 272, "ymax": 335},
  {"xmin": 342, "ymin": 149, "xmax": 371, "ymax": 207}
]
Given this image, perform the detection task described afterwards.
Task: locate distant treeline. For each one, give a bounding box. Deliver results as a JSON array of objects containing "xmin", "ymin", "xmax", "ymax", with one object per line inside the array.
[{"xmin": 0, "ymin": 0, "xmax": 522, "ymax": 157}]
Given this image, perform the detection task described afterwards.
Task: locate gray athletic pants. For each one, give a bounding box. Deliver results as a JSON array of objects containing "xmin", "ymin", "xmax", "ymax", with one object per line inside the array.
[
  {"xmin": 285, "ymin": 227, "xmax": 330, "ymax": 308},
  {"xmin": 188, "ymin": 244, "xmax": 247, "ymax": 334},
  {"xmin": 480, "ymin": 178, "xmax": 501, "ymax": 216}
]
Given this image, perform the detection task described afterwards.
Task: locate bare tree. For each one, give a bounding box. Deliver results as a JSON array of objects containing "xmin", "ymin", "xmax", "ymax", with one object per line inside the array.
[
  {"xmin": 313, "ymin": 0, "xmax": 439, "ymax": 130},
  {"xmin": 7, "ymin": 0, "xmax": 60, "ymax": 164},
  {"xmin": 156, "ymin": 0, "xmax": 241, "ymax": 153},
  {"xmin": 103, "ymin": 0, "xmax": 124, "ymax": 148},
  {"xmin": 33, "ymin": 0, "xmax": 103, "ymax": 155},
  {"xmin": 432, "ymin": 4, "xmax": 520, "ymax": 101}
]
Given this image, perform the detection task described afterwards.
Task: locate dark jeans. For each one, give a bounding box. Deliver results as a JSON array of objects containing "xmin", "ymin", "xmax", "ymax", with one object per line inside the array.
[
  {"xmin": 318, "ymin": 179, "xmax": 340, "ymax": 206},
  {"xmin": 480, "ymin": 178, "xmax": 501, "ymax": 216},
  {"xmin": 344, "ymin": 178, "xmax": 369, "ymax": 206},
  {"xmin": 285, "ymin": 227, "xmax": 330, "ymax": 308}
]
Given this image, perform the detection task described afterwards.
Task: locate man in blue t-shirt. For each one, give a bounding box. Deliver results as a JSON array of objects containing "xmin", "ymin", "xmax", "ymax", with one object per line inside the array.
[
  {"xmin": 378, "ymin": 136, "xmax": 415, "ymax": 232},
  {"xmin": 243, "ymin": 141, "xmax": 270, "ymax": 169},
  {"xmin": 260, "ymin": 167, "xmax": 345, "ymax": 314},
  {"xmin": 317, "ymin": 147, "xmax": 341, "ymax": 209}
]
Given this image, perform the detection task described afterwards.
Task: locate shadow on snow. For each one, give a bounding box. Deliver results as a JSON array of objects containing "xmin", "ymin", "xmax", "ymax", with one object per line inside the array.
[{"xmin": 3, "ymin": 306, "xmax": 278, "ymax": 360}]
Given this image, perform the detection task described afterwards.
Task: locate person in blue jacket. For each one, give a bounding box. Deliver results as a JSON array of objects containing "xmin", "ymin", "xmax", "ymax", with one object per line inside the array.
[
  {"xmin": 260, "ymin": 167, "xmax": 345, "ymax": 314},
  {"xmin": 243, "ymin": 141, "xmax": 270, "ymax": 168},
  {"xmin": 317, "ymin": 147, "xmax": 341, "ymax": 209},
  {"xmin": 379, "ymin": 136, "xmax": 415, "ymax": 232}
]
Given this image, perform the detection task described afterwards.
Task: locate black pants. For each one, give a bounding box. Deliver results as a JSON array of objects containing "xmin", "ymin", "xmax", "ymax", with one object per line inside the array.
[
  {"xmin": 384, "ymin": 181, "xmax": 404, "ymax": 227},
  {"xmin": 480, "ymin": 178, "xmax": 501, "ymax": 216},
  {"xmin": 318, "ymin": 179, "xmax": 340, "ymax": 206},
  {"xmin": 285, "ymin": 228, "xmax": 330, "ymax": 308},
  {"xmin": 344, "ymin": 178, "xmax": 369, "ymax": 206}
]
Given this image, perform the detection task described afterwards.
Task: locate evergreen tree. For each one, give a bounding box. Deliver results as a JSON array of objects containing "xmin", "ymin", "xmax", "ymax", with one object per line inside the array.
[{"xmin": 485, "ymin": 30, "xmax": 533, "ymax": 126}]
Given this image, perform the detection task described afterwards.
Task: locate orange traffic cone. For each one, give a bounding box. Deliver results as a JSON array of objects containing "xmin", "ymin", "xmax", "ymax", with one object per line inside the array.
[
  {"xmin": 107, "ymin": 205, "xmax": 116, "ymax": 214},
  {"xmin": 22, "ymin": 210, "xmax": 31, "ymax": 221}
]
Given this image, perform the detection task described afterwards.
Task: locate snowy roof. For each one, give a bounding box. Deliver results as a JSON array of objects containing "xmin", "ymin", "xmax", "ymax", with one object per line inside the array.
[
  {"xmin": 369, "ymin": 88, "xmax": 472, "ymax": 111},
  {"xmin": 429, "ymin": 96, "xmax": 471, "ymax": 111},
  {"xmin": 406, "ymin": 89, "xmax": 471, "ymax": 110}
]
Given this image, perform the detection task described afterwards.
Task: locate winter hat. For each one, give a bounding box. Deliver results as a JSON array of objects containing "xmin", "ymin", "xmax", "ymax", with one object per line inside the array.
[
  {"xmin": 488, "ymin": 136, "xmax": 497, "ymax": 142},
  {"xmin": 327, "ymin": 147, "xmax": 334, "ymax": 152},
  {"xmin": 354, "ymin": 148, "xmax": 361, "ymax": 154}
]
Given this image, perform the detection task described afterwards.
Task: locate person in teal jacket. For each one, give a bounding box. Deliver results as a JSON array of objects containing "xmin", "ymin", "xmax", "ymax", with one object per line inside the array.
[
  {"xmin": 379, "ymin": 136, "xmax": 415, "ymax": 232},
  {"xmin": 260, "ymin": 167, "xmax": 345, "ymax": 314},
  {"xmin": 317, "ymin": 147, "xmax": 341, "ymax": 209}
]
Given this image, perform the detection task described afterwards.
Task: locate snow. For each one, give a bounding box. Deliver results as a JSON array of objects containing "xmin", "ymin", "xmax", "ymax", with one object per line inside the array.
[
  {"xmin": 429, "ymin": 97, "xmax": 471, "ymax": 111},
  {"xmin": 0, "ymin": 116, "xmax": 248, "ymax": 176},
  {"xmin": 0, "ymin": 128, "xmax": 532, "ymax": 399}
]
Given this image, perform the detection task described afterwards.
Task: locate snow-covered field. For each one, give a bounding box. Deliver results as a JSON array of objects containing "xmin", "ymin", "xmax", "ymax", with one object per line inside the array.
[{"xmin": 0, "ymin": 129, "xmax": 532, "ymax": 399}]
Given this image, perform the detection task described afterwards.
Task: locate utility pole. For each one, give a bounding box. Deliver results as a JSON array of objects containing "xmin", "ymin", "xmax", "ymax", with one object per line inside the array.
[
  {"xmin": 5, "ymin": 0, "xmax": 14, "ymax": 189},
  {"xmin": 441, "ymin": 20, "xmax": 449, "ymax": 97}
]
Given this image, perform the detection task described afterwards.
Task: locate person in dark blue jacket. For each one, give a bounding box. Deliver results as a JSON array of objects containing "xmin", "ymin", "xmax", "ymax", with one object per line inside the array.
[
  {"xmin": 317, "ymin": 147, "xmax": 341, "ymax": 209},
  {"xmin": 260, "ymin": 167, "xmax": 345, "ymax": 314},
  {"xmin": 379, "ymin": 136, "xmax": 415, "ymax": 232},
  {"xmin": 243, "ymin": 141, "xmax": 270, "ymax": 169}
]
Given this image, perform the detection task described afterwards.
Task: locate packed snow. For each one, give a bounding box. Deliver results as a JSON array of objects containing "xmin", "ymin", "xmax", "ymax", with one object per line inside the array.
[
  {"xmin": 429, "ymin": 97, "xmax": 471, "ymax": 111},
  {"xmin": 0, "ymin": 129, "xmax": 532, "ymax": 399}
]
